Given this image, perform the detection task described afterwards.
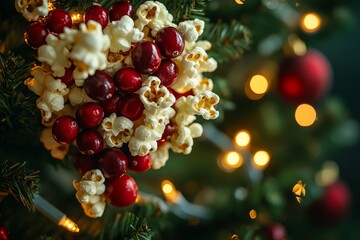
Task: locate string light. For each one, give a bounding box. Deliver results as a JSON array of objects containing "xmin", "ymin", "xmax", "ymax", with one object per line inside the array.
[
  {"xmin": 70, "ymin": 12, "xmax": 83, "ymax": 24},
  {"xmin": 295, "ymin": 104, "xmax": 317, "ymax": 127},
  {"xmin": 58, "ymin": 216, "xmax": 80, "ymax": 233},
  {"xmin": 315, "ymin": 161, "xmax": 339, "ymax": 187},
  {"xmin": 287, "ymin": 34, "xmax": 307, "ymax": 56},
  {"xmin": 252, "ymin": 150, "xmax": 270, "ymax": 169},
  {"xmin": 218, "ymin": 151, "xmax": 243, "ymax": 172},
  {"xmin": 161, "ymin": 180, "xmax": 180, "ymax": 204},
  {"xmin": 300, "ymin": 12, "xmax": 322, "ymax": 33},
  {"xmin": 249, "ymin": 209, "xmax": 257, "ymax": 219},
  {"xmin": 234, "ymin": 130, "xmax": 251, "ymax": 148},
  {"xmin": 249, "ymin": 74, "xmax": 269, "ymax": 94}
]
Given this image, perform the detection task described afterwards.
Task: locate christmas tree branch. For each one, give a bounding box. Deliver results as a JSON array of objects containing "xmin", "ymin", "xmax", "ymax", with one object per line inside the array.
[
  {"xmin": 0, "ymin": 160, "xmax": 40, "ymax": 212},
  {"xmin": 201, "ymin": 20, "xmax": 251, "ymax": 63},
  {"xmin": 158, "ymin": 0, "xmax": 210, "ymax": 22},
  {"xmin": 54, "ymin": 0, "xmax": 95, "ymax": 12}
]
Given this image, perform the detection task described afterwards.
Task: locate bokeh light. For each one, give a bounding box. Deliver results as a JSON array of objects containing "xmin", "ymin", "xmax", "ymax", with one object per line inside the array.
[
  {"xmin": 253, "ymin": 150, "xmax": 270, "ymax": 169},
  {"xmin": 249, "ymin": 74, "xmax": 269, "ymax": 94},
  {"xmin": 301, "ymin": 12, "xmax": 322, "ymax": 33},
  {"xmin": 235, "ymin": 130, "xmax": 251, "ymax": 147},
  {"xmin": 295, "ymin": 104, "xmax": 317, "ymax": 127},
  {"xmin": 249, "ymin": 209, "xmax": 257, "ymax": 219},
  {"xmin": 218, "ymin": 151, "xmax": 243, "ymax": 172}
]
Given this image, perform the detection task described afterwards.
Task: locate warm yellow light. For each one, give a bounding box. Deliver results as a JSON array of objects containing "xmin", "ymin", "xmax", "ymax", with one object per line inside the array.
[
  {"xmin": 301, "ymin": 13, "xmax": 321, "ymax": 33},
  {"xmin": 235, "ymin": 0, "xmax": 245, "ymax": 4},
  {"xmin": 249, "ymin": 75, "xmax": 269, "ymax": 94},
  {"xmin": 58, "ymin": 216, "xmax": 79, "ymax": 233},
  {"xmin": 253, "ymin": 150, "xmax": 270, "ymax": 169},
  {"xmin": 249, "ymin": 209, "xmax": 257, "ymax": 219},
  {"xmin": 295, "ymin": 104, "xmax": 317, "ymax": 127},
  {"xmin": 70, "ymin": 12, "xmax": 84, "ymax": 24},
  {"xmin": 161, "ymin": 180, "xmax": 180, "ymax": 203},
  {"xmin": 235, "ymin": 130, "xmax": 251, "ymax": 147},
  {"xmin": 292, "ymin": 180, "xmax": 306, "ymax": 203},
  {"xmin": 315, "ymin": 161, "xmax": 339, "ymax": 187},
  {"xmin": 225, "ymin": 151, "xmax": 243, "ymax": 168}
]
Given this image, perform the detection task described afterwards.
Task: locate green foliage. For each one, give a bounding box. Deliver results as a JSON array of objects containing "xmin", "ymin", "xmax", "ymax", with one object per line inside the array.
[
  {"xmin": 0, "ymin": 161, "xmax": 39, "ymax": 212},
  {"xmin": 54, "ymin": 0, "xmax": 95, "ymax": 12},
  {"xmin": 201, "ymin": 20, "xmax": 251, "ymax": 63}
]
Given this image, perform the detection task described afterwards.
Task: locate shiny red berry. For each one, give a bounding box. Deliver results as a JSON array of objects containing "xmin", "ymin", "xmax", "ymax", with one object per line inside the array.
[
  {"xmin": 73, "ymin": 151, "xmax": 99, "ymax": 174},
  {"xmin": 77, "ymin": 129, "xmax": 104, "ymax": 155},
  {"xmin": 154, "ymin": 59, "xmax": 179, "ymax": 87},
  {"xmin": 46, "ymin": 9, "xmax": 72, "ymax": 33},
  {"xmin": 131, "ymin": 40, "xmax": 162, "ymax": 74},
  {"xmin": 25, "ymin": 22, "xmax": 48, "ymax": 49},
  {"xmin": 57, "ymin": 66, "xmax": 74, "ymax": 87},
  {"xmin": 84, "ymin": 70, "xmax": 116, "ymax": 101},
  {"xmin": 101, "ymin": 91, "xmax": 124, "ymax": 116},
  {"xmin": 52, "ymin": 115, "xmax": 79, "ymax": 144},
  {"xmin": 99, "ymin": 148, "xmax": 128, "ymax": 178},
  {"xmin": 114, "ymin": 67, "xmax": 142, "ymax": 93},
  {"xmin": 128, "ymin": 154, "xmax": 151, "ymax": 172},
  {"xmin": 109, "ymin": 1, "xmax": 134, "ymax": 21},
  {"xmin": 105, "ymin": 173, "xmax": 138, "ymax": 207},
  {"xmin": 157, "ymin": 123, "xmax": 175, "ymax": 146},
  {"xmin": 76, "ymin": 102, "xmax": 104, "ymax": 128},
  {"xmin": 85, "ymin": 5, "xmax": 109, "ymax": 29},
  {"xmin": 118, "ymin": 93, "xmax": 144, "ymax": 121},
  {"xmin": 169, "ymin": 88, "xmax": 194, "ymax": 99},
  {"xmin": 156, "ymin": 27, "xmax": 185, "ymax": 58}
]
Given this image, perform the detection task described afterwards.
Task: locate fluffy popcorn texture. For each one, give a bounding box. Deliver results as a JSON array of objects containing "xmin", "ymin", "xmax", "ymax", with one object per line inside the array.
[
  {"xmin": 104, "ymin": 16, "xmax": 144, "ymax": 53},
  {"xmin": 192, "ymin": 77, "xmax": 214, "ymax": 95},
  {"xmin": 150, "ymin": 142, "xmax": 171, "ymax": 169},
  {"xmin": 135, "ymin": 1, "xmax": 175, "ymax": 36},
  {"xmin": 178, "ymin": 19, "xmax": 205, "ymax": 43},
  {"xmin": 73, "ymin": 169, "xmax": 106, "ymax": 218},
  {"xmin": 171, "ymin": 123, "xmax": 203, "ymax": 155},
  {"xmin": 61, "ymin": 21, "xmax": 110, "ymax": 86},
  {"xmin": 40, "ymin": 127, "xmax": 69, "ymax": 159},
  {"xmin": 38, "ymin": 34, "xmax": 71, "ymax": 77},
  {"xmin": 68, "ymin": 86, "xmax": 95, "ymax": 106},
  {"xmin": 15, "ymin": 0, "xmax": 48, "ymax": 21},
  {"xmin": 189, "ymin": 91, "xmax": 220, "ymax": 120},
  {"xmin": 100, "ymin": 113, "xmax": 134, "ymax": 148}
]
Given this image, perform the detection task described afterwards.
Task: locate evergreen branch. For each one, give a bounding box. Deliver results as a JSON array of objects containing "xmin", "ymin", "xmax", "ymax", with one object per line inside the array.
[
  {"xmin": 0, "ymin": 160, "xmax": 40, "ymax": 212},
  {"xmin": 201, "ymin": 20, "xmax": 251, "ymax": 63},
  {"xmin": 54, "ymin": 0, "xmax": 95, "ymax": 12}
]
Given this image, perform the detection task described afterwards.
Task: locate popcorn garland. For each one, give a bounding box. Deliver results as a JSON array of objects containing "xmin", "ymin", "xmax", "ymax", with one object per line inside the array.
[{"xmin": 22, "ymin": 0, "xmax": 219, "ymax": 218}]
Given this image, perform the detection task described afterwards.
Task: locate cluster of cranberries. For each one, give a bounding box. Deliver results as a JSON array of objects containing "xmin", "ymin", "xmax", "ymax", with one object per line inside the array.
[{"xmin": 40, "ymin": 1, "xmax": 188, "ymax": 207}]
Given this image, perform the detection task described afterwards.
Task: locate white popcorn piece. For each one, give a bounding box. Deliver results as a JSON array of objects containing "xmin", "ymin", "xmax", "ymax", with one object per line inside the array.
[
  {"xmin": 73, "ymin": 169, "xmax": 106, "ymax": 218},
  {"xmin": 135, "ymin": 1, "xmax": 174, "ymax": 36},
  {"xmin": 38, "ymin": 34, "xmax": 71, "ymax": 77},
  {"xmin": 128, "ymin": 136, "xmax": 158, "ymax": 156},
  {"xmin": 68, "ymin": 86, "xmax": 95, "ymax": 106},
  {"xmin": 15, "ymin": 0, "xmax": 48, "ymax": 22},
  {"xmin": 39, "ymin": 127, "xmax": 69, "ymax": 160},
  {"xmin": 100, "ymin": 114, "xmax": 134, "ymax": 148},
  {"xmin": 192, "ymin": 77, "xmax": 214, "ymax": 95},
  {"xmin": 105, "ymin": 51, "xmax": 124, "ymax": 76},
  {"xmin": 171, "ymin": 126, "xmax": 193, "ymax": 154},
  {"xmin": 24, "ymin": 66, "xmax": 48, "ymax": 96},
  {"xmin": 133, "ymin": 125, "xmax": 163, "ymax": 141},
  {"xmin": 189, "ymin": 123, "xmax": 203, "ymax": 138},
  {"xmin": 37, "ymin": 92, "xmax": 66, "ymax": 121},
  {"xmin": 143, "ymin": 108, "xmax": 175, "ymax": 129},
  {"xmin": 41, "ymin": 104, "xmax": 74, "ymax": 127},
  {"xmin": 178, "ymin": 19, "xmax": 205, "ymax": 43},
  {"xmin": 189, "ymin": 91, "xmax": 220, "ymax": 120},
  {"xmin": 150, "ymin": 142, "xmax": 171, "ymax": 169},
  {"xmin": 61, "ymin": 21, "xmax": 110, "ymax": 86},
  {"xmin": 104, "ymin": 16, "xmax": 144, "ymax": 53}
]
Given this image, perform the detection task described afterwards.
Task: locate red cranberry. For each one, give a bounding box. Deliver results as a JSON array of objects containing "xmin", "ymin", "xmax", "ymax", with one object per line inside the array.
[
  {"xmin": 25, "ymin": 22, "xmax": 48, "ymax": 49},
  {"xmin": 264, "ymin": 223, "xmax": 287, "ymax": 240},
  {"xmin": 76, "ymin": 102, "xmax": 104, "ymax": 128},
  {"xmin": 154, "ymin": 59, "xmax": 179, "ymax": 87},
  {"xmin": 77, "ymin": 129, "xmax": 103, "ymax": 155},
  {"xmin": 99, "ymin": 148, "xmax": 128, "ymax": 178},
  {"xmin": 85, "ymin": 5, "xmax": 109, "ymax": 29},
  {"xmin": 57, "ymin": 66, "xmax": 74, "ymax": 87},
  {"xmin": 46, "ymin": 9, "xmax": 72, "ymax": 33},
  {"xmin": 105, "ymin": 173, "xmax": 138, "ymax": 207},
  {"xmin": 118, "ymin": 93, "xmax": 144, "ymax": 121},
  {"xmin": 73, "ymin": 151, "xmax": 99, "ymax": 174},
  {"xmin": 155, "ymin": 27, "xmax": 185, "ymax": 58},
  {"xmin": 157, "ymin": 123, "xmax": 175, "ymax": 146},
  {"xmin": 114, "ymin": 67, "xmax": 142, "ymax": 93},
  {"xmin": 131, "ymin": 40, "xmax": 162, "ymax": 74},
  {"xmin": 128, "ymin": 154, "xmax": 151, "ymax": 172},
  {"xmin": 101, "ymin": 91, "xmax": 124, "ymax": 116},
  {"xmin": 84, "ymin": 70, "xmax": 116, "ymax": 101},
  {"xmin": 109, "ymin": 1, "xmax": 134, "ymax": 21},
  {"xmin": 52, "ymin": 115, "xmax": 78, "ymax": 144}
]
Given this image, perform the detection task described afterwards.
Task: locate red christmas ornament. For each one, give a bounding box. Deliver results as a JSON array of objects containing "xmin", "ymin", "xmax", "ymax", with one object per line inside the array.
[
  {"xmin": 105, "ymin": 173, "xmax": 138, "ymax": 207},
  {"xmin": 109, "ymin": 1, "xmax": 134, "ymax": 22},
  {"xmin": 85, "ymin": 5, "xmax": 109, "ymax": 30},
  {"xmin": 155, "ymin": 27, "xmax": 185, "ymax": 58},
  {"xmin": 114, "ymin": 67, "xmax": 143, "ymax": 93},
  {"xmin": 154, "ymin": 59, "xmax": 179, "ymax": 87},
  {"xmin": 57, "ymin": 66, "xmax": 74, "ymax": 87},
  {"xmin": 24, "ymin": 22, "xmax": 48, "ymax": 49},
  {"xmin": 309, "ymin": 181, "xmax": 351, "ymax": 226},
  {"xmin": 0, "ymin": 221, "xmax": 10, "ymax": 240},
  {"xmin": 264, "ymin": 223, "xmax": 287, "ymax": 240},
  {"xmin": 52, "ymin": 115, "xmax": 79, "ymax": 144},
  {"xmin": 73, "ymin": 151, "xmax": 99, "ymax": 174},
  {"xmin": 46, "ymin": 9, "xmax": 73, "ymax": 33},
  {"xmin": 128, "ymin": 154, "xmax": 151, "ymax": 172},
  {"xmin": 277, "ymin": 49, "xmax": 332, "ymax": 103},
  {"xmin": 131, "ymin": 40, "xmax": 162, "ymax": 74},
  {"xmin": 84, "ymin": 70, "xmax": 116, "ymax": 101},
  {"xmin": 76, "ymin": 102, "xmax": 104, "ymax": 129},
  {"xmin": 101, "ymin": 91, "xmax": 124, "ymax": 116},
  {"xmin": 99, "ymin": 148, "xmax": 128, "ymax": 178},
  {"xmin": 118, "ymin": 93, "xmax": 144, "ymax": 121},
  {"xmin": 77, "ymin": 129, "xmax": 104, "ymax": 155}
]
